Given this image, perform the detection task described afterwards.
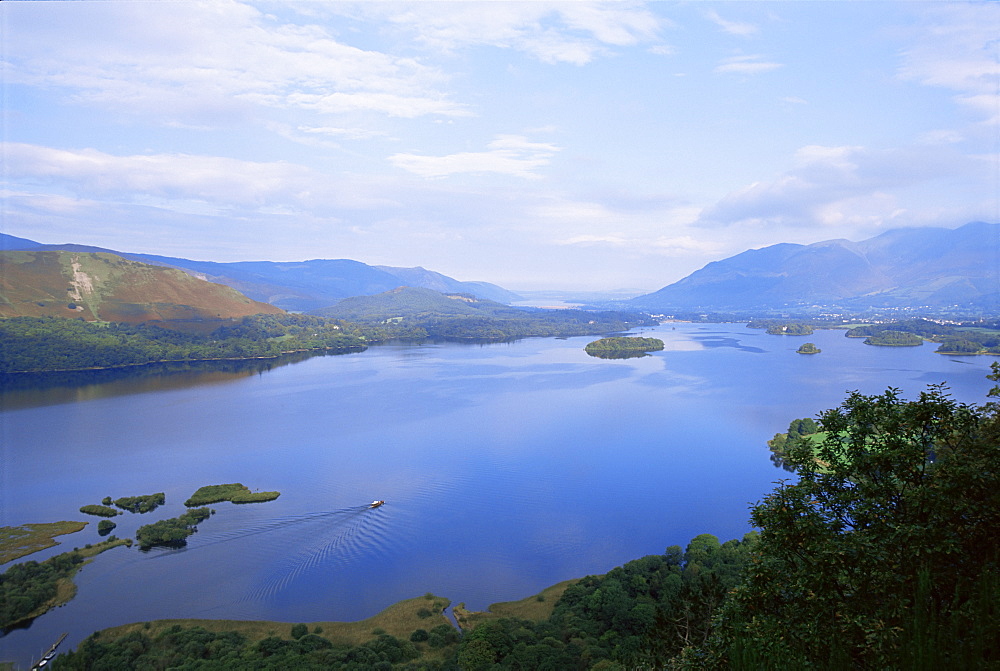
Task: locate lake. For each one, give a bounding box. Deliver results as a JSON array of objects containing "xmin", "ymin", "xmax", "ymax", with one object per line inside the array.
[{"xmin": 1, "ymin": 322, "xmax": 996, "ymax": 667}]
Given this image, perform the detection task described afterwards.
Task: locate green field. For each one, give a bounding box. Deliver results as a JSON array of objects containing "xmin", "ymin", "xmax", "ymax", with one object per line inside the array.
[{"xmin": 0, "ymin": 521, "xmax": 87, "ymax": 564}]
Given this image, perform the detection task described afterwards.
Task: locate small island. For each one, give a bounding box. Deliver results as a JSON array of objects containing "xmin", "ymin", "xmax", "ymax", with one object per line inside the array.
[
  {"xmin": 864, "ymin": 331, "xmax": 923, "ymax": 347},
  {"xmin": 111, "ymin": 492, "xmax": 165, "ymax": 514},
  {"xmin": 585, "ymin": 336, "xmax": 664, "ymax": 359},
  {"xmin": 796, "ymin": 342, "xmax": 821, "ymax": 354},
  {"xmin": 136, "ymin": 508, "xmax": 213, "ymax": 550},
  {"xmin": 766, "ymin": 323, "xmax": 814, "ymax": 336},
  {"xmin": 185, "ymin": 483, "xmax": 281, "ymax": 507},
  {"xmin": 79, "ymin": 504, "xmax": 122, "ymax": 518}
]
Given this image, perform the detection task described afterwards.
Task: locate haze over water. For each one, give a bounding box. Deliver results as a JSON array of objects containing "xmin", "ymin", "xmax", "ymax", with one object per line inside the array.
[{"xmin": 1, "ymin": 323, "xmax": 996, "ymax": 668}]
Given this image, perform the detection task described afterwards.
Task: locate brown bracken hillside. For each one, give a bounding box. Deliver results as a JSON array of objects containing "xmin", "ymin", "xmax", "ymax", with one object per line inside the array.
[{"xmin": 0, "ymin": 251, "xmax": 284, "ymax": 323}]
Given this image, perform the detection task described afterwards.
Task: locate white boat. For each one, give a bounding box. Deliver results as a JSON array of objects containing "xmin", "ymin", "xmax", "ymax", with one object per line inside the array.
[{"xmin": 370, "ymin": 500, "xmax": 385, "ymax": 508}]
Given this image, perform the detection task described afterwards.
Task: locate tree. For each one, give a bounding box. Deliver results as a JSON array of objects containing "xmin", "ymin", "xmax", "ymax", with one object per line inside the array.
[{"xmin": 704, "ymin": 364, "xmax": 1000, "ymax": 669}]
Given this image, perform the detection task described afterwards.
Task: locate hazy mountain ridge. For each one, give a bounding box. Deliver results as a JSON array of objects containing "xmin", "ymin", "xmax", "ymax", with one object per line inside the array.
[
  {"xmin": 0, "ymin": 235, "xmax": 520, "ymax": 311},
  {"xmin": 0, "ymin": 250, "xmax": 284, "ymax": 323},
  {"xmin": 629, "ymin": 222, "xmax": 999, "ymax": 312}
]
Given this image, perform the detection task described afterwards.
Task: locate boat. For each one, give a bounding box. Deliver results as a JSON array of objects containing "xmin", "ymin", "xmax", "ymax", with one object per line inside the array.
[{"xmin": 370, "ymin": 500, "xmax": 385, "ymax": 508}]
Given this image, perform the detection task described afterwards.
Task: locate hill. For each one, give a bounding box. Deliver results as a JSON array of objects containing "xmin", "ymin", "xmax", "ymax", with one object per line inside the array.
[
  {"xmin": 0, "ymin": 234, "xmax": 520, "ymax": 311},
  {"xmin": 629, "ymin": 221, "xmax": 999, "ymax": 313},
  {"xmin": 0, "ymin": 251, "xmax": 283, "ymax": 323},
  {"xmin": 313, "ymin": 286, "xmax": 656, "ymax": 338}
]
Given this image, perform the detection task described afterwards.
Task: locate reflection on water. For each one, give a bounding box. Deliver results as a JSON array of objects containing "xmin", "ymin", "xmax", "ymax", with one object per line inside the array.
[
  {"xmin": 0, "ymin": 350, "xmax": 360, "ymax": 411},
  {"xmin": 585, "ymin": 350, "xmax": 649, "ymax": 360}
]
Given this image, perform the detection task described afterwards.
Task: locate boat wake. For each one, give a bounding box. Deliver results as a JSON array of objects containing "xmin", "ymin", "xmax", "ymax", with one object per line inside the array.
[{"xmin": 241, "ymin": 505, "xmax": 392, "ymax": 604}]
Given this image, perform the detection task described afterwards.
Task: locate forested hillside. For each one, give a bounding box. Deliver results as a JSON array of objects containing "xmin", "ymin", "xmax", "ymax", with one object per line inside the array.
[{"xmin": 0, "ymin": 315, "xmax": 366, "ymax": 373}]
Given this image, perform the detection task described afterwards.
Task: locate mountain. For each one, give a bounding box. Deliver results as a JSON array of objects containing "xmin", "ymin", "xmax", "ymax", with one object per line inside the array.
[
  {"xmin": 0, "ymin": 250, "xmax": 283, "ymax": 323},
  {"xmin": 0, "ymin": 235, "xmax": 520, "ymax": 311},
  {"xmin": 629, "ymin": 222, "xmax": 1000, "ymax": 313},
  {"xmin": 375, "ymin": 265, "xmax": 521, "ymax": 304}
]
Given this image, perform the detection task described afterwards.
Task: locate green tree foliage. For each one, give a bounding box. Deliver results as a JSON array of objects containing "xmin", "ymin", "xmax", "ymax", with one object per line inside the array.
[
  {"xmin": 796, "ymin": 342, "xmax": 821, "ymax": 354},
  {"xmin": 79, "ymin": 504, "xmax": 120, "ymax": 518},
  {"xmin": 52, "ymin": 625, "xmax": 422, "ymax": 670},
  {"xmin": 863, "ymin": 330, "xmax": 923, "ymax": 346},
  {"xmin": 766, "ymin": 418, "xmax": 821, "ymax": 470},
  {"xmin": 113, "ymin": 492, "xmax": 165, "ymax": 514},
  {"xmin": 584, "ymin": 336, "xmax": 665, "ymax": 359},
  {"xmin": 764, "ymin": 323, "xmax": 814, "ymax": 335},
  {"xmin": 846, "ymin": 319, "xmax": 955, "ymax": 339},
  {"xmin": 450, "ymin": 534, "xmax": 756, "ymax": 669},
  {"xmin": 0, "ymin": 315, "xmax": 366, "ymax": 373},
  {"xmin": 184, "ymin": 483, "xmax": 279, "ymax": 507},
  {"xmin": 0, "ymin": 551, "xmax": 85, "ymax": 628},
  {"xmin": 135, "ymin": 508, "xmax": 212, "ymax": 550},
  {"xmin": 701, "ymin": 367, "xmax": 1000, "ymax": 669},
  {"xmin": 936, "ymin": 337, "xmax": 1000, "ymax": 354},
  {"xmin": 97, "ymin": 520, "xmax": 116, "ymax": 536}
]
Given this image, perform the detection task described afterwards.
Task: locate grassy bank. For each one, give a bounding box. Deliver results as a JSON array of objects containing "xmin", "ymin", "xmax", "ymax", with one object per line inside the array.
[
  {"xmin": 0, "ymin": 521, "xmax": 87, "ymax": 564},
  {"xmin": 452, "ymin": 578, "xmax": 581, "ymax": 630}
]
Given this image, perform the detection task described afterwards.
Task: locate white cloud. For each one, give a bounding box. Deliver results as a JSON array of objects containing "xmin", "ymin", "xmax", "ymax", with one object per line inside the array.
[
  {"xmin": 389, "ymin": 135, "xmax": 560, "ymax": 179},
  {"xmin": 705, "ymin": 9, "xmax": 758, "ymax": 36},
  {"xmin": 897, "ymin": 3, "xmax": 1000, "ymax": 125},
  {"xmin": 374, "ymin": 2, "xmax": 664, "ymax": 65},
  {"xmin": 4, "ymin": 143, "xmax": 315, "ymax": 206},
  {"xmin": 3, "ymin": 0, "xmax": 464, "ymax": 124},
  {"xmin": 559, "ymin": 234, "xmax": 629, "ymax": 246},
  {"xmin": 714, "ymin": 55, "xmax": 783, "ymax": 75},
  {"xmin": 698, "ymin": 143, "xmax": 997, "ymax": 234},
  {"xmin": 2, "ymin": 143, "xmax": 403, "ymax": 212}
]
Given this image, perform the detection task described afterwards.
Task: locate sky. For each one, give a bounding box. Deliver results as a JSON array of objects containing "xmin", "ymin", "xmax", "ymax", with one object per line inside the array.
[{"xmin": 2, "ymin": 1, "xmax": 998, "ymax": 292}]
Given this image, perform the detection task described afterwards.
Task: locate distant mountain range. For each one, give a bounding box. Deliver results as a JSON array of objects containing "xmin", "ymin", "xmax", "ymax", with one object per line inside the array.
[
  {"xmin": 4, "ymin": 222, "xmax": 996, "ymax": 319},
  {"xmin": 628, "ymin": 222, "xmax": 999, "ymax": 313},
  {"xmin": 0, "ymin": 234, "xmax": 520, "ymax": 311},
  {"xmin": 0, "ymin": 250, "xmax": 282, "ymax": 323}
]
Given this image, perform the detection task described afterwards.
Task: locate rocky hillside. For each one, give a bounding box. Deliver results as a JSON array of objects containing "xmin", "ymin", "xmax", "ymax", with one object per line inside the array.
[{"xmin": 0, "ymin": 251, "xmax": 284, "ymax": 323}]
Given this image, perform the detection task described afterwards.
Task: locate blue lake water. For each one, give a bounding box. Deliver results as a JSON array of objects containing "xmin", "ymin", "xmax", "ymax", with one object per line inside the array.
[{"xmin": 1, "ymin": 322, "xmax": 996, "ymax": 667}]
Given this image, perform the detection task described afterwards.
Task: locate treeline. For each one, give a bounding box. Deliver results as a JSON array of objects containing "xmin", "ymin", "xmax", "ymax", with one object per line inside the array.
[
  {"xmin": 766, "ymin": 323, "xmax": 814, "ymax": 335},
  {"xmin": 0, "ymin": 310, "xmax": 658, "ymax": 373},
  {"xmin": 847, "ymin": 319, "xmax": 1000, "ymax": 354},
  {"xmin": 455, "ymin": 533, "xmax": 755, "ymax": 669},
  {"xmin": 52, "ymin": 624, "xmax": 429, "ymax": 670},
  {"xmin": 747, "ymin": 319, "xmax": 823, "ymax": 334},
  {"xmin": 584, "ymin": 336, "xmax": 664, "ymax": 353},
  {"xmin": 0, "ymin": 314, "xmax": 367, "ymax": 373},
  {"xmin": 360, "ymin": 311, "xmax": 658, "ymax": 341},
  {"xmin": 864, "ymin": 330, "xmax": 924, "ymax": 346},
  {"xmin": 1, "ymin": 551, "xmax": 85, "ymax": 628}
]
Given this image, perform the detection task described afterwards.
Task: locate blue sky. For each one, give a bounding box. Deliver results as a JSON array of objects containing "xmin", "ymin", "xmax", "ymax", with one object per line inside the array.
[{"xmin": 2, "ymin": 1, "xmax": 998, "ymax": 291}]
